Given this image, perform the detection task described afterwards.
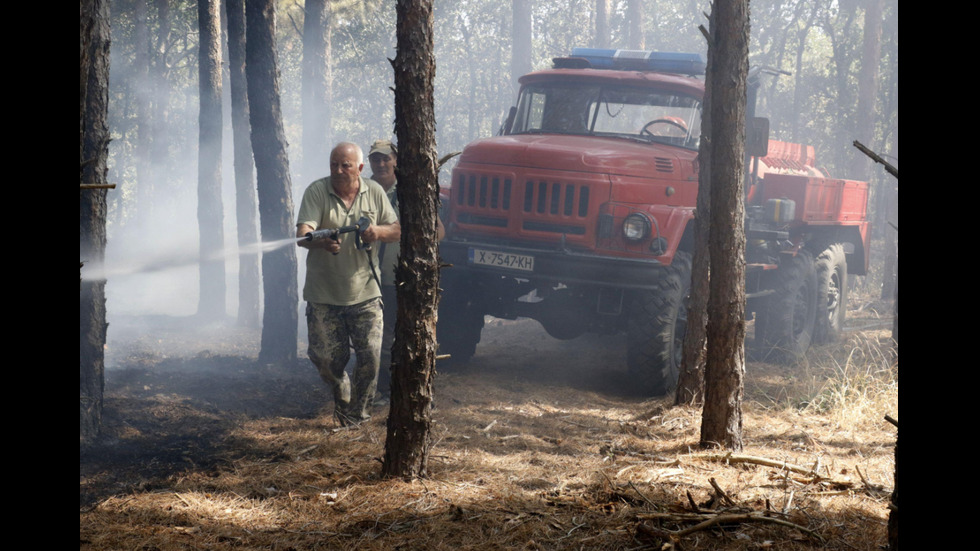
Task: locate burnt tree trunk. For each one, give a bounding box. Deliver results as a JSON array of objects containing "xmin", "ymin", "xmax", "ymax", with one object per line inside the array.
[
  {"xmin": 198, "ymin": 0, "xmax": 226, "ymax": 321},
  {"xmin": 382, "ymin": 0, "xmax": 441, "ymax": 480},
  {"xmin": 675, "ymin": 23, "xmax": 712, "ymax": 407},
  {"xmin": 80, "ymin": 0, "xmax": 111, "ymax": 443},
  {"xmin": 699, "ymin": 0, "xmax": 749, "ymax": 451},
  {"xmin": 301, "ymin": 0, "xmax": 332, "ymax": 184},
  {"xmin": 246, "ymin": 0, "xmax": 298, "ymax": 366},
  {"xmin": 226, "ymin": 0, "xmax": 261, "ymax": 328},
  {"xmin": 511, "ymin": 0, "xmax": 531, "ymax": 98}
]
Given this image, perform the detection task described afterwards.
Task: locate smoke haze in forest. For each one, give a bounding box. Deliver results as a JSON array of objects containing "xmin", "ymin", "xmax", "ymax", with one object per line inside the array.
[{"xmin": 98, "ymin": 0, "xmax": 897, "ymax": 338}]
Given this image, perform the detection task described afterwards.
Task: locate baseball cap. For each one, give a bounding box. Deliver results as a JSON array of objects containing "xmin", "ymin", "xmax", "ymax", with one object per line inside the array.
[{"xmin": 368, "ymin": 140, "xmax": 396, "ymax": 157}]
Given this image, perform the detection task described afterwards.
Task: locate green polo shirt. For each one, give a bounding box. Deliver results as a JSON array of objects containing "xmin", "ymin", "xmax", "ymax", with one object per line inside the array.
[{"xmin": 296, "ymin": 176, "xmax": 398, "ymax": 306}]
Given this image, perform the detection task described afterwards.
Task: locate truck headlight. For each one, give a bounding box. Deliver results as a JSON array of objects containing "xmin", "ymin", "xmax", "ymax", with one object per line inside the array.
[{"xmin": 623, "ymin": 213, "xmax": 651, "ymax": 241}]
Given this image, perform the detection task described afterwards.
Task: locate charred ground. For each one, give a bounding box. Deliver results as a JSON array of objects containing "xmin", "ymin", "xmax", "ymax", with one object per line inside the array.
[{"xmin": 81, "ymin": 297, "xmax": 896, "ymax": 550}]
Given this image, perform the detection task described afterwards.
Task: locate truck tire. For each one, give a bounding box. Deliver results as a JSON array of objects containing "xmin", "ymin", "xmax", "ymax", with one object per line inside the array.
[
  {"xmin": 757, "ymin": 249, "xmax": 818, "ymax": 364},
  {"xmin": 436, "ymin": 280, "xmax": 485, "ymax": 368},
  {"xmin": 626, "ymin": 251, "xmax": 691, "ymax": 395},
  {"xmin": 813, "ymin": 243, "xmax": 847, "ymax": 344}
]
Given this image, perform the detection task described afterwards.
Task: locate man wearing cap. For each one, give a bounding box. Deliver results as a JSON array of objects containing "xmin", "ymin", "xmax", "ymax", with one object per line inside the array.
[
  {"xmin": 367, "ymin": 139, "xmax": 444, "ymax": 398},
  {"xmin": 296, "ymin": 142, "xmax": 400, "ymax": 426}
]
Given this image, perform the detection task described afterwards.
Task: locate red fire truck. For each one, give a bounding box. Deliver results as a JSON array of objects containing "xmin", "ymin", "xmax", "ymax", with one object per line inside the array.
[{"xmin": 437, "ymin": 48, "xmax": 870, "ymax": 395}]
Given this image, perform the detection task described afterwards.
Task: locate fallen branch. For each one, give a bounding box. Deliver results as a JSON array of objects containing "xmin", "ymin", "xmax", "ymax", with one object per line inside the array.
[
  {"xmin": 637, "ymin": 511, "xmax": 823, "ymax": 544},
  {"xmin": 691, "ymin": 452, "xmax": 824, "ymax": 479},
  {"xmin": 709, "ymin": 478, "xmax": 736, "ymax": 507},
  {"xmin": 853, "ymin": 140, "xmax": 898, "ymax": 179}
]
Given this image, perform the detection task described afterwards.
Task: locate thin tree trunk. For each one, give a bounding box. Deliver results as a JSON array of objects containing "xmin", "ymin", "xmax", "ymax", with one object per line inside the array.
[
  {"xmin": 80, "ymin": 0, "xmax": 111, "ymax": 443},
  {"xmin": 511, "ymin": 0, "xmax": 532, "ymax": 97},
  {"xmin": 594, "ymin": 0, "xmax": 609, "ymax": 48},
  {"xmin": 699, "ymin": 0, "xmax": 749, "ymax": 451},
  {"xmin": 134, "ymin": 0, "xmax": 152, "ymax": 228},
  {"xmin": 627, "ymin": 0, "xmax": 644, "ymax": 50},
  {"xmin": 226, "ymin": 0, "xmax": 261, "ymax": 328},
  {"xmin": 150, "ymin": 0, "xmax": 172, "ymax": 214},
  {"xmin": 246, "ymin": 0, "xmax": 299, "ymax": 366},
  {"xmin": 849, "ymin": 0, "xmax": 884, "ymax": 181},
  {"xmin": 301, "ymin": 0, "xmax": 332, "ymax": 184},
  {"xmin": 382, "ymin": 0, "xmax": 441, "ymax": 480},
  {"xmin": 198, "ymin": 0, "xmax": 226, "ymax": 321},
  {"xmin": 675, "ymin": 22, "xmax": 711, "ymax": 407}
]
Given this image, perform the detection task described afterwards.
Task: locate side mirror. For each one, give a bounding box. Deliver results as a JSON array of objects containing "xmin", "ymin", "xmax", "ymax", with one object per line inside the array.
[{"xmin": 746, "ymin": 117, "xmax": 769, "ymax": 157}]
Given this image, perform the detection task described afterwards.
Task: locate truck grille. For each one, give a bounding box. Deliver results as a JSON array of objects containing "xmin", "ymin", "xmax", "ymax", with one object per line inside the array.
[
  {"xmin": 523, "ymin": 180, "xmax": 590, "ymax": 217},
  {"xmin": 455, "ymin": 174, "xmax": 512, "ymax": 210},
  {"xmin": 453, "ymin": 172, "xmax": 593, "ymax": 237}
]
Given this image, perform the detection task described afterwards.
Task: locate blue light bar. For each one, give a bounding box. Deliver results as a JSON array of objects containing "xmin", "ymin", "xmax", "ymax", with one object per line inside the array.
[{"xmin": 568, "ymin": 47, "xmax": 705, "ymax": 75}]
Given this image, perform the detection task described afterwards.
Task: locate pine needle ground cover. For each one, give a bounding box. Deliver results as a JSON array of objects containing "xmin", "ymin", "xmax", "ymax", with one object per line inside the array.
[{"xmin": 81, "ymin": 294, "xmax": 896, "ymax": 550}]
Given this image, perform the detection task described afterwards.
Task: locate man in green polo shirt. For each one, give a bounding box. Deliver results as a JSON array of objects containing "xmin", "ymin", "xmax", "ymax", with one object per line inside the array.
[{"xmin": 296, "ymin": 142, "xmax": 400, "ymax": 426}]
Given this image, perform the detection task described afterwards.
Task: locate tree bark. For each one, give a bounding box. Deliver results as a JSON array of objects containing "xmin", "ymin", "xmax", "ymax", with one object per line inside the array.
[
  {"xmin": 226, "ymin": 0, "xmax": 261, "ymax": 328},
  {"xmin": 246, "ymin": 0, "xmax": 299, "ymax": 366},
  {"xmin": 675, "ymin": 22, "xmax": 712, "ymax": 407},
  {"xmin": 511, "ymin": 0, "xmax": 532, "ymax": 97},
  {"xmin": 382, "ymin": 0, "xmax": 441, "ymax": 480},
  {"xmin": 80, "ymin": 0, "xmax": 111, "ymax": 443},
  {"xmin": 888, "ymin": 426, "xmax": 898, "ymax": 549},
  {"xmin": 198, "ymin": 0, "xmax": 226, "ymax": 321},
  {"xmin": 699, "ymin": 0, "xmax": 749, "ymax": 452}
]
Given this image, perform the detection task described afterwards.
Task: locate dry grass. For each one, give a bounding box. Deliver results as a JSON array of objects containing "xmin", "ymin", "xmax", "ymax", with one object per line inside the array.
[{"xmin": 81, "ymin": 298, "xmax": 897, "ymax": 550}]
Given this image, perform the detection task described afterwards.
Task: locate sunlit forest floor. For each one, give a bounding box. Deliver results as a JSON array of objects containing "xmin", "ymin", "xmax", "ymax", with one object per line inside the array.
[{"xmin": 80, "ymin": 288, "xmax": 897, "ymax": 550}]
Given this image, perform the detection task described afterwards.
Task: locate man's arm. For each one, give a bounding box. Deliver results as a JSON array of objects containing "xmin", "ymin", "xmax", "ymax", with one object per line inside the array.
[{"xmin": 360, "ymin": 220, "xmax": 401, "ymax": 244}]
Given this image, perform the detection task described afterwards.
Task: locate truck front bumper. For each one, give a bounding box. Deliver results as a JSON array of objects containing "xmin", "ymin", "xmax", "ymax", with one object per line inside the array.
[{"xmin": 439, "ymin": 239, "xmax": 667, "ymax": 291}]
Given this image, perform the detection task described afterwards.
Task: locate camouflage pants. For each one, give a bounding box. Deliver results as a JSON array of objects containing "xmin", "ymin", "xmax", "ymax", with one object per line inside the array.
[{"xmin": 306, "ymin": 298, "xmax": 383, "ymax": 423}]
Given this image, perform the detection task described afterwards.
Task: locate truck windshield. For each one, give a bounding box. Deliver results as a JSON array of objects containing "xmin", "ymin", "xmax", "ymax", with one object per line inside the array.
[{"xmin": 510, "ymin": 82, "xmax": 701, "ymax": 149}]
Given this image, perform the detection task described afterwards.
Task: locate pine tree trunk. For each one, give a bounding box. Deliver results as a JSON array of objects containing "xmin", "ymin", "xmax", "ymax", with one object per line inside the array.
[
  {"xmin": 80, "ymin": 0, "xmax": 111, "ymax": 443},
  {"xmin": 150, "ymin": 0, "xmax": 172, "ymax": 215},
  {"xmin": 246, "ymin": 0, "xmax": 299, "ymax": 367},
  {"xmin": 699, "ymin": 0, "xmax": 749, "ymax": 451},
  {"xmin": 382, "ymin": 0, "xmax": 441, "ymax": 480},
  {"xmin": 627, "ymin": 0, "xmax": 644, "ymax": 50},
  {"xmin": 133, "ymin": 0, "xmax": 152, "ymax": 229},
  {"xmin": 198, "ymin": 0, "xmax": 226, "ymax": 321},
  {"xmin": 301, "ymin": 0, "xmax": 332, "ymax": 185},
  {"xmin": 226, "ymin": 0, "xmax": 261, "ymax": 328},
  {"xmin": 594, "ymin": 0, "xmax": 609, "ymax": 48},
  {"xmin": 675, "ymin": 21, "xmax": 712, "ymax": 407},
  {"xmin": 849, "ymin": 0, "xmax": 884, "ymax": 181},
  {"xmin": 511, "ymin": 0, "xmax": 531, "ymax": 97},
  {"xmin": 888, "ymin": 427, "xmax": 898, "ymax": 549}
]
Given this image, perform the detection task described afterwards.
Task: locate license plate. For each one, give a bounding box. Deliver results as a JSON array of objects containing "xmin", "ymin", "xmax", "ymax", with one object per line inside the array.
[{"xmin": 468, "ymin": 247, "xmax": 535, "ymax": 272}]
